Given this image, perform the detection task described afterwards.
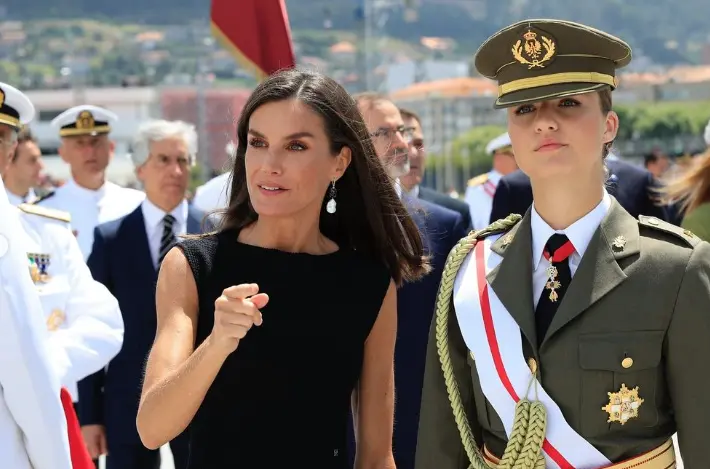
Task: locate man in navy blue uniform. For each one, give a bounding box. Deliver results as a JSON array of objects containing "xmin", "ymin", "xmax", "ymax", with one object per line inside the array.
[
  {"xmin": 78, "ymin": 120, "xmax": 213, "ymax": 469},
  {"xmin": 489, "ymin": 154, "xmax": 670, "ymax": 223},
  {"xmin": 351, "ymin": 93, "xmax": 468, "ymax": 469}
]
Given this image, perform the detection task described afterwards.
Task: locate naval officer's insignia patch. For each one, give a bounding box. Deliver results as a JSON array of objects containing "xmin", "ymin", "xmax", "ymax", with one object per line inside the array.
[
  {"xmin": 602, "ymin": 383, "xmax": 643, "ymax": 425},
  {"xmin": 27, "ymin": 253, "xmax": 51, "ymax": 283}
]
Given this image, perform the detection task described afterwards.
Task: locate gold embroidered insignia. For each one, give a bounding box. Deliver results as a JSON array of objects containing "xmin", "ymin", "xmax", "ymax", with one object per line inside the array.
[
  {"xmin": 0, "ymin": 89, "xmax": 5, "ymax": 107},
  {"xmin": 612, "ymin": 235, "xmax": 627, "ymax": 250},
  {"xmin": 47, "ymin": 309, "xmax": 65, "ymax": 331},
  {"xmin": 76, "ymin": 111, "xmax": 95, "ymax": 130},
  {"xmin": 501, "ymin": 233, "xmax": 514, "ymax": 247},
  {"xmin": 602, "ymin": 383, "xmax": 644, "ymax": 425},
  {"xmin": 512, "ymin": 29, "xmax": 557, "ymax": 69}
]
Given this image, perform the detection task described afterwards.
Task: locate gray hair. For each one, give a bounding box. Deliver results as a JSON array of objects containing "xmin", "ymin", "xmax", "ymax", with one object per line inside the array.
[{"xmin": 130, "ymin": 119, "xmax": 198, "ymax": 167}]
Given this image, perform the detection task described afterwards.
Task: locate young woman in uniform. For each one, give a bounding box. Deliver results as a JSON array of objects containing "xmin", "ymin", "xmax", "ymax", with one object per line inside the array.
[{"xmin": 415, "ymin": 19, "xmax": 710, "ymax": 469}]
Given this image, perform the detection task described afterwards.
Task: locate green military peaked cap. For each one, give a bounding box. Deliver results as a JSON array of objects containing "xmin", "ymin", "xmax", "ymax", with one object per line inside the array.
[{"xmin": 474, "ymin": 19, "xmax": 632, "ymax": 109}]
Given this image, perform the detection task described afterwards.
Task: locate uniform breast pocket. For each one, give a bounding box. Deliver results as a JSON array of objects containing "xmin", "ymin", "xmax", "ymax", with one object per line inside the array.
[
  {"xmin": 467, "ymin": 352, "xmax": 506, "ymax": 436},
  {"xmin": 578, "ymin": 331, "xmax": 664, "ymax": 437},
  {"xmin": 37, "ymin": 275, "xmax": 71, "ymax": 332}
]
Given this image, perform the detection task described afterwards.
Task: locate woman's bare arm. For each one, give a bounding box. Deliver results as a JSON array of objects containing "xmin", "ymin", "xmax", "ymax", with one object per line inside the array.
[
  {"xmin": 136, "ymin": 247, "xmax": 230, "ymax": 449},
  {"xmin": 354, "ymin": 280, "xmax": 397, "ymax": 469}
]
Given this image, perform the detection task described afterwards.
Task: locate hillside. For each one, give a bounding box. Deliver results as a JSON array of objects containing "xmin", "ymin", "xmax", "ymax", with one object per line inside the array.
[{"xmin": 0, "ymin": 0, "xmax": 707, "ymax": 65}]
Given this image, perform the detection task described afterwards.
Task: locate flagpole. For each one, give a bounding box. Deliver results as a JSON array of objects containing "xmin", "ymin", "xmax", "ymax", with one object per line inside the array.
[{"xmin": 196, "ymin": 30, "xmax": 211, "ymax": 184}]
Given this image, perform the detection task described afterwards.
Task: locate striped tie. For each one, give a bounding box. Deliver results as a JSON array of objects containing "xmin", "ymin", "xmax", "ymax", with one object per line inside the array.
[{"xmin": 158, "ymin": 214, "xmax": 177, "ymax": 265}]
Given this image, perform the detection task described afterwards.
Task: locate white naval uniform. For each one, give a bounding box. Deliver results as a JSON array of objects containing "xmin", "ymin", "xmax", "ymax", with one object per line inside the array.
[
  {"xmin": 193, "ymin": 171, "xmax": 230, "ymax": 213},
  {"xmin": 464, "ymin": 170, "xmax": 502, "ymax": 231},
  {"xmin": 17, "ymin": 203, "xmax": 124, "ymax": 402},
  {"xmin": 37, "ymin": 178, "xmax": 145, "ymax": 260},
  {"xmin": 5, "ymin": 188, "xmax": 36, "ymax": 206},
  {"xmin": 0, "ymin": 182, "xmax": 72, "ymax": 469}
]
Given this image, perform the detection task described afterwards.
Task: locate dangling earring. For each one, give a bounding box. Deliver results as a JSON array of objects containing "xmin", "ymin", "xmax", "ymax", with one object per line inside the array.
[{"xmin": 326, "ymin": 180, "xmax": 337, "ymax": 214}]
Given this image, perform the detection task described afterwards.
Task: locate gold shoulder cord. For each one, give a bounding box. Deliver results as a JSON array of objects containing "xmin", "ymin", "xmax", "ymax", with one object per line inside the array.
[{"xmin": 434, "ymin": 214, "xmax": 546, "ymax": 469}]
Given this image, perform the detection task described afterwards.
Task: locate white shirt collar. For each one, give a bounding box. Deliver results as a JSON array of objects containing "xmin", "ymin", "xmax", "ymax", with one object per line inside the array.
[
  {"xmin": 141, "ymin": 198, "xmax": 188, "ymax": 236},
  {"xmin": 65, "ymin": 177, "xmax": 109, "ymax": 200},
  {"xmin": 530, "ymin": 190, "xmax": 612, "ymax": 269},
  {"xmin": 5, "ymin": 188, "xmax": 34, "ymax": 206},
  {"xmin": 394, "ymin": 178, "xmax": 403, "ymax": 200},
  {"xmin": 404, "ymin": 184, "xmax": 419, "ymax": 199},
  {"xmin": 488, "ymin": 170, "xmax": 503, "ymax": 185}
]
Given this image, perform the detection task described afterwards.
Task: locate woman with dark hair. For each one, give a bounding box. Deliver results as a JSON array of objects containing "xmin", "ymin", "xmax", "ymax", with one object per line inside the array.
[
  {"xmin": 416, "ymin": 19, "xmax": 710, "ymax": 469},
  {"xmin": 135, "ymin": 69, "xmax": 428, "ymax": 469}
]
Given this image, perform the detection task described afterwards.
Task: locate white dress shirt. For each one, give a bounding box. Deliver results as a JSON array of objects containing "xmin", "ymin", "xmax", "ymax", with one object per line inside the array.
[
  {"xmin": 0, "ymin": 180, "xmax": 72, "ymax": 469},
  {"xmin": 465, "ymin": 169, "xmax": 503, "ymax": 231},
  {"xmin": 141, "ymin": 198, "xmax": 189, "ymax": 269},
  {"xmin": 5, "ymin": 188, "xmax": 36, "ymax": 206},
  {"xmin": 37, "ymin": 178, "xmax": 145, "ymax": 260},
  {"xmin": 530, "ymin": 190, "xmax": 612, "ymax": 309},
  {"xmin": 18, "ymin": 206, "xmax": 124, "ymax": 401}
]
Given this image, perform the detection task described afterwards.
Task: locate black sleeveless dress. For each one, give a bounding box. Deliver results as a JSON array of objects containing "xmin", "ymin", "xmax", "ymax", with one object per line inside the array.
[{"xmin": 177, "ymin": 229, "xmax": 391, "ymax": 468}]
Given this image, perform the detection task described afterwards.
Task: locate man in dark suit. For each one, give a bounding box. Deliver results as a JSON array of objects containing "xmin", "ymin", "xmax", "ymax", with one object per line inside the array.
[
  {"xmin": 399, "ymin": 108, "xmax": 473, "ymax": 232},
  {"xmin": 489, "ymin": 154, "xmax": 670, "ymax": 224},
  {"xmin": 354, "ymin": 93, "xmax": 468, "ymax": 469},
  {"xmin": 78, "ymin": 120, "xmax": 212, "ymax": 469}
]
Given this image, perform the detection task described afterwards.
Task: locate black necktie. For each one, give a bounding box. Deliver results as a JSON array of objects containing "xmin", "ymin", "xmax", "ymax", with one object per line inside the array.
[
  {"xmin": 158, "ymin": 214, "xmax": 177, "ymax": 265},
  {"xmin": 535, "ymin": 233, "xmax": 574, "ymax": 345}
]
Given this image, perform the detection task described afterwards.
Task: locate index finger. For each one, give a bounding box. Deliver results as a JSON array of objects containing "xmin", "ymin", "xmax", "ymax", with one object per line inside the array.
[{"xmin": 223, "ymin": 283, "xmax": 259, "ymax": 299}]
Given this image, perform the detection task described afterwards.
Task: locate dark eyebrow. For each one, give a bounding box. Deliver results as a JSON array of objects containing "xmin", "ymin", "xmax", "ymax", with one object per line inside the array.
[{"xmin": 248, "ymin": 128, "xmax": 314, "ymax": 140}]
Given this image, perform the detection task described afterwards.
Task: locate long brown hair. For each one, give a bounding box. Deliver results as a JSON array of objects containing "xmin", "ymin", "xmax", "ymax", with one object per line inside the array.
[
  {"xmin": 217, "ymin": 69, "xmax": 429, "ymax": 285},
  {"xmin": 660, "ymin": 151, "xmax": 710, "ymax": 214}
]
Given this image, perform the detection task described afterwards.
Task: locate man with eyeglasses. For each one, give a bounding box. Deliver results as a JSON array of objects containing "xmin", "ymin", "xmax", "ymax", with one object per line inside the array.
[{"xmin": 353, "ymin": 92, "xmax": 468, "ymax": 469}]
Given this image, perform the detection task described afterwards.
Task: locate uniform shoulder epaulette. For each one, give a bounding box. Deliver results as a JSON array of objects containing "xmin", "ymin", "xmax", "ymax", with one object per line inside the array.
[
  {"xmin": 32, "ymin": 191, "xmax": 56, "ymax": 204},
  {"xmin": 467, "ymin": 173, "xmax": 489, "ymax": 187},
  {"xmin": 638, "ymin": 215, "xmax": 700, "ymax": 248},
  {"xmin": 17, "ymin": 203, "xmax": 71, "ymax": 223}
]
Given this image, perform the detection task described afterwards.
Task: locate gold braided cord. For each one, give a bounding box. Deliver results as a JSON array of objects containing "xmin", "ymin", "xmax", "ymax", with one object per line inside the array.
[{"xmin": 435, "ymin": 214, "xmax": 550, "ymax": 469}]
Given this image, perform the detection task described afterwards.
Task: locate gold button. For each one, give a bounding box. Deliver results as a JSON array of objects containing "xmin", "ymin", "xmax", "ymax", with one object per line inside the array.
[
  {"xmin": 528, "ymin": 358, "xmax": 538, "ymax": 374},
  {"xmin": 647, "ymin": 217, "xmax": 659, "ymax": 226},
  {"xmin": 683, "ymin": 229, "xmax": 694, "ymax": 238},
  {"xmin": 621, "ymin": 357, "xmax": 633, "ymax": 369}
]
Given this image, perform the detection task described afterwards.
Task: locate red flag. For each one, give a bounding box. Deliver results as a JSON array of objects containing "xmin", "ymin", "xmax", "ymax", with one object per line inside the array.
[
  {"xmin": 60, "ymin": 387, "xmax": 94, "ymax": 469},
  {"xmin": 211, "ymin": 0, "xmax": 296, "ymax": 80}
]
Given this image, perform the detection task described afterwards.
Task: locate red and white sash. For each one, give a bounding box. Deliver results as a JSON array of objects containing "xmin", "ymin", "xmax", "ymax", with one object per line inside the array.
[{"xmin": 453, "ymin": 234, "xmax": 612, "ymax": 469}]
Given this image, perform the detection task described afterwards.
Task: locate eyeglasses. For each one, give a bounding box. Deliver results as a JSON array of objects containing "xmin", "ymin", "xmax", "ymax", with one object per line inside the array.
[{"xmin": 369, "ymin": 125, "xmax": 414, "ymax": 142}]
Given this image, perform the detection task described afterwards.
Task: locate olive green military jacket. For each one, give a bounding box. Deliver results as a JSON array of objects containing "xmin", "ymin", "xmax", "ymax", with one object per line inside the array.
[{"xmin": 414, "ymin": 199, "xmax": 710, "ymax": 468}]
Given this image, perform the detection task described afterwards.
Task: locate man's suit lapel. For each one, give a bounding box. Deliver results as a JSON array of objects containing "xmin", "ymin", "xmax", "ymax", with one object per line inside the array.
[
  {"xmin": 124, "ymin": 206, "xmax": 159, "ymax": 277},
  {"xmin": 543, "ymin": 199, "xmax": 639, "ymax": 345}
]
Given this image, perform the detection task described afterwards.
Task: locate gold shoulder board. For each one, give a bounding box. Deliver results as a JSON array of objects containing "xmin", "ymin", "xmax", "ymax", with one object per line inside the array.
[
  {"xmin": 467, "ymin": 173, "xmax": 489, "ymax": 187},
  {"xmin": 637, "ymin": 215, "xmax": 700, "ymax": 248},
  {"xmin": 18, "ymin": 203, "xmax": 71, "ymax": 223}
]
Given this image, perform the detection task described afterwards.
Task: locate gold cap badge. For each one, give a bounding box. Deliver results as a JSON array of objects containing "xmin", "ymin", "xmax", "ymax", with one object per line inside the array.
[
  {"xmin": 0, "ymin": 89, "xmax": 5, "ymax": 108},
  {"xmin": 76, "ymin": 111, "xmax": 95, "ymax": 130},
  {"xmin": 512, "ymin": 28, "xmax": 557, "ymax": 69}
]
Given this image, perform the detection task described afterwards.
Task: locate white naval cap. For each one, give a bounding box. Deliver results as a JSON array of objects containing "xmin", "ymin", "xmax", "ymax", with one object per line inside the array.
[
  {"xmin": 0, "ymin": 82, "xmax": 35, "ymax": 130},
  {"xmin": 51, "ymin": 105, "xmax": 118, "ymax": 137},
  {"xmin": 486, "ymin": 132, "xmax": 513, "ymax": 155}
]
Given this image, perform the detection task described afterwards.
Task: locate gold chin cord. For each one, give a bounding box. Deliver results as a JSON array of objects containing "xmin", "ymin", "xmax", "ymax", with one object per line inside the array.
[{"xmin": 434, "ymin": 214, "xmax": 548, "ymax": 469}]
